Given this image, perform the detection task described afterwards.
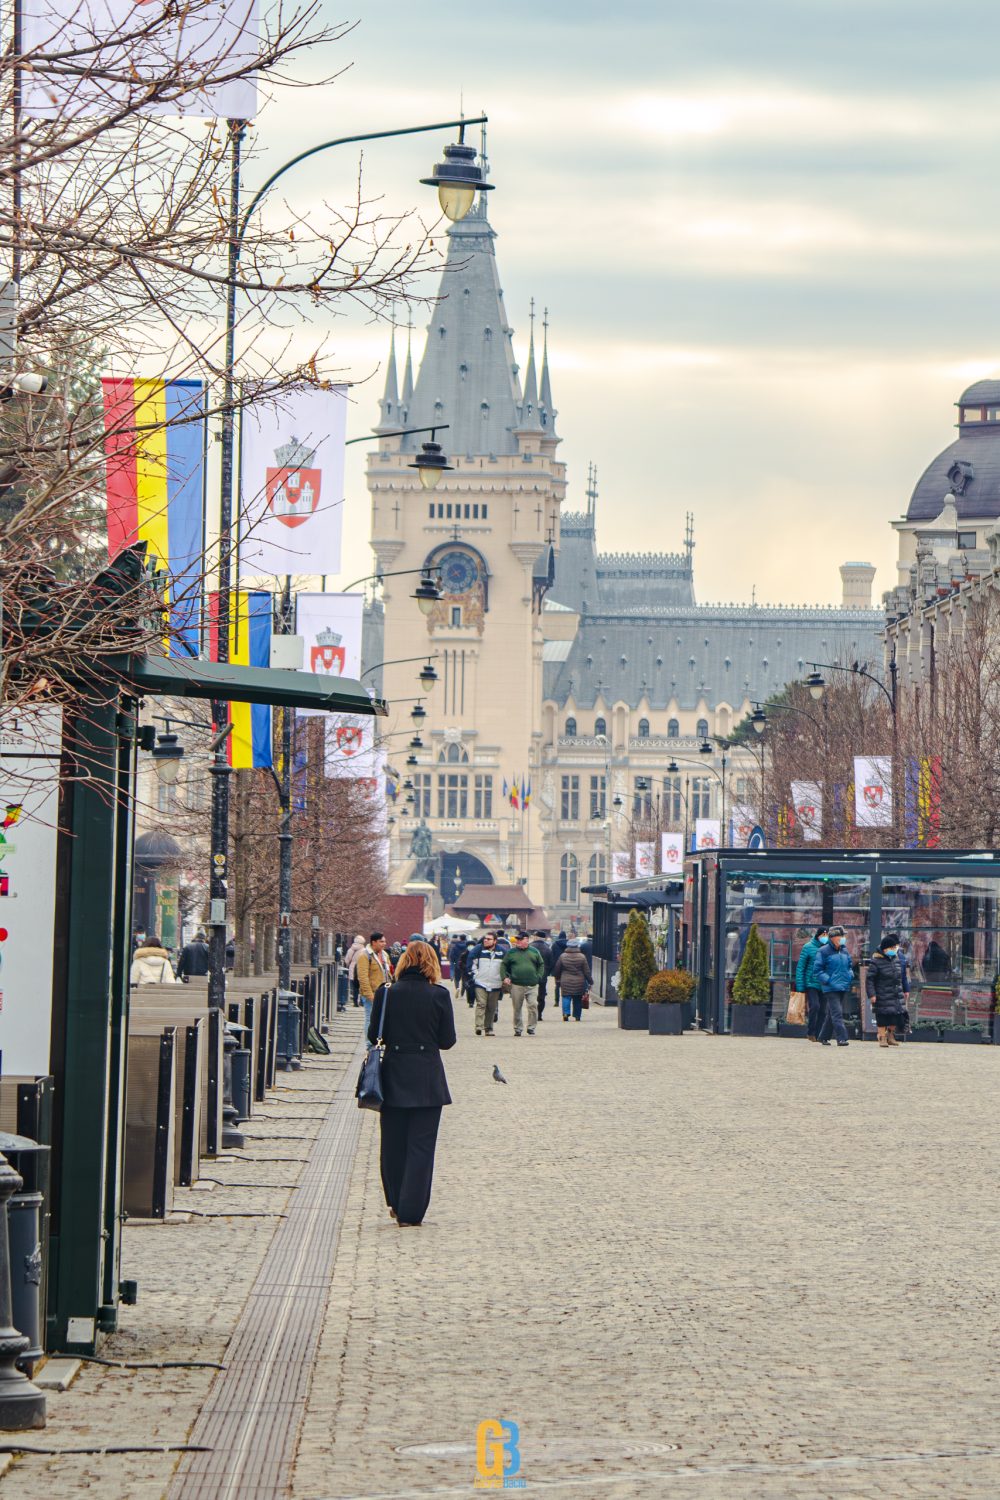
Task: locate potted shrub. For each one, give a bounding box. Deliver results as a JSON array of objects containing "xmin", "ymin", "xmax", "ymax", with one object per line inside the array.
[
  {"xmin": 646, "ymin": 968, "xmax": 696, "ymax": 1035},
  {"xmin": 730, "ymin": 923, "xmax": 770, "ymax": 1037},
  {"xmin": 617, "ymin": 909, "xmax": 657, "ymax": 1030},
  {"xmin": 940, "ymin": 1021, "xmax": 985, "ymax": 1045}
]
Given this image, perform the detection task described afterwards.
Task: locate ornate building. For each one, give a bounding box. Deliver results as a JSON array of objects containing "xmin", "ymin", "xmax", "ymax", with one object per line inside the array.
[{"xmin": 368, "ymin": 155, "xmax": 884, "ymax": 923}]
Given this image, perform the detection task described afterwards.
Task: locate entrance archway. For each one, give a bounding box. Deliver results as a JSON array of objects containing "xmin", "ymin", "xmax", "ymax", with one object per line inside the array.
[{"xmin": 439, "ymin": 852, "xmax": 493, "ymax": 904}]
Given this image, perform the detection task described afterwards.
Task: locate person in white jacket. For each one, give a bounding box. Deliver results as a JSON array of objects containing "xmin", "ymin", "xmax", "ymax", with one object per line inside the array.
[
  {"xmin": 470, "ymin": 932, "xmax": 506, "ymax": 1036},
  {"xmin": 344, "ymin": 934, "xmax": 366, "ymax": 1007},
  {"xmin": 130, "ymin": 936, "xmax": 177, "ymax": 986}
]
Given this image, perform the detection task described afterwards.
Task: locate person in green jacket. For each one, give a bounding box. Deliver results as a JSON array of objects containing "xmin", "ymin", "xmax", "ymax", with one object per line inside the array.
[
  {"xmin": 795, "ymin": 925, "xmax": 829, "ymax": 1042},
  {"xmin": 501, "ymin": 932, "xmax": 547, "ymax": 1036}
]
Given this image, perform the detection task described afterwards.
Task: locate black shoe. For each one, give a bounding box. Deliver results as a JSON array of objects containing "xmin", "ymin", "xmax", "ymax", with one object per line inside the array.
[
  {"xmin": 485, "ymin": 1029, "xmax": 494, "ymax": 1036},
  {"xmin": 476, "ymin": 1028, "xmax": 483, "ymax": 1036},
  {"xmin": 527, "ymin": 1028, "xmax": 536, "ymax": 1035},
  {"xmin": 820, "ymin": 1039, "xmax": 830, "ymax": 1046},
  {"xmin": 837, "ymin": 1040, "xmax": 849, "ymax": 1047}
]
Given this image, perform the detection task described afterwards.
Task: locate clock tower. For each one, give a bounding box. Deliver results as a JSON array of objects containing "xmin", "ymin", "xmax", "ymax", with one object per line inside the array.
[{"xmin": 367, "ymin": 157, "xmax": 565, "ymax": 910}]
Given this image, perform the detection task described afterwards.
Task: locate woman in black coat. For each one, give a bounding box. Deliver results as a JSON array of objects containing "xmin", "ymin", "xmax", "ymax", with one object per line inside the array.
[
  {"xmin": 367, "ymin": 940, "xmax": 456, "ymax": 1226},
  {"xmin": 866, "ymin": 932, "xmax": 906, "ymax": 1047}
]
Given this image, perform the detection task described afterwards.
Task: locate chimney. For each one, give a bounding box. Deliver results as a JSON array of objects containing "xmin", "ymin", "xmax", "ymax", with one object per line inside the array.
[{"xmin": 840, "ymin": 561, "xmax": 876, "ymax": 610}]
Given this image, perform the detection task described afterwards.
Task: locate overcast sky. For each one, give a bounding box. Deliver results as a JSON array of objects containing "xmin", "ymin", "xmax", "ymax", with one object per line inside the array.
[{"xmin": 255, "ymin": 1, "xmax": 1000, "ymax": 608}]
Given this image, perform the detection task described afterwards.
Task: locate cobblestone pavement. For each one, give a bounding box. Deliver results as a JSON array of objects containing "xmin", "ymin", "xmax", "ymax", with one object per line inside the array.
[
  {"xmin": 292, "ymin": 1002, "xmax": 1000, "ymax": 1500},
  {"xmin": 0, "ymin": 1013, "xmax": 362, "ymax": 1500}
]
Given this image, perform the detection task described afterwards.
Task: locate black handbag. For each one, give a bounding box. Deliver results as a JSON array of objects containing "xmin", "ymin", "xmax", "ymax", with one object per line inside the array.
[{"xmin": 356, "ymin": 983, "xmax": 388, "ymax": 1111}]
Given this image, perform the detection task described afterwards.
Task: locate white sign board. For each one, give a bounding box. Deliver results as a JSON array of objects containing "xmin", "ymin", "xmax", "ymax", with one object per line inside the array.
[
  {"xmin": 635, "ymin": 841, "xmax": 655, "ymax": 878},
  {"xmin": 660, "ymin": 832, "xmax": 684, "ymax": 876},
  {"xmin": 695, "ymin": 817, "xmax": 721, "ymax": 850},
  {"xmin": 854, "ymin": 756, "xmax": 893, "ymax": 828},
  {"xmin": 0, "ymin": 710, "xmax": 62, "ymax": 1074}
]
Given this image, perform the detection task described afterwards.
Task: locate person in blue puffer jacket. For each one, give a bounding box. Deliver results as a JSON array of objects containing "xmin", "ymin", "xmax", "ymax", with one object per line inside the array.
[
  {"xmin": 794, "ymin": 925, "xmax": 829, "ymax": 1042},
  {"xmin": 813, "ymin": 924, "xmax": 854, "ymax": 1046}
]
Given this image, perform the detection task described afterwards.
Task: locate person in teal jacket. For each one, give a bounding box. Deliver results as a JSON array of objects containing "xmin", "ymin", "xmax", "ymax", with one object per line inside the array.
[
  {"xmin": 813, "ymin": 925, "xmax": 854, "ymax": 1046},
  {"xmin": 795, "ymin": 925, "xmax": 828, "ymax": 1042}
]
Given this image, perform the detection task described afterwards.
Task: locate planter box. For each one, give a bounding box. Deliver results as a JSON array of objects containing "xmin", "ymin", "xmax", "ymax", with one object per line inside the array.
[
  {"xmin": 731, "ymin": 1004, "xmax": 768, "ymax": 1037},
  {"xmin": 681, "ymin": 999, "xmax": 695, "ymax": 1031},
  {"xmin": 908, "ymin": 1027, "xmax": 940, "ymax": 1043},
  {"xmin": 992, "ymin": 1014, "xmax": 1000, "ymax": 1045},
  {"xmin": 940, "ymin": 1028, "xmax": 985, "ymax": 1045},
  {"xmin": 618, "ymin": 998, "xmax": 649, "ymax": 1031},
  {"xmin": 648, "ymin": 1002, "xmax": 684, "ymax": 1036},
  {"xmin": 777, "ymin": 1021, "xmax": 808, "ymax": 1038}
]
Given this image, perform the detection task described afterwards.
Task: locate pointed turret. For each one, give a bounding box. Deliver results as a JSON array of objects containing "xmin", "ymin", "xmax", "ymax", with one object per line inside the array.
[
  {"xmin": 539, "ymin": 306, "xmax": 558, "ymax": 437},
  {"xmin": 401, "ymin": 320, "xmax": 414, "ymax": 411},
  {"xmin": 374, "ymin": 325, "xmax": 400, "ymax": 435},
  {"xmin": 516, "ymin": 300, "xmax": 543, "ymax": 434}
]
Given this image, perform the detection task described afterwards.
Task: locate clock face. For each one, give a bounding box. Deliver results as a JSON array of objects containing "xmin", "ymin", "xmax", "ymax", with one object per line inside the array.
[{"xmin": 437, "ymin": 550, "xmax": 478, "ymax": 596}]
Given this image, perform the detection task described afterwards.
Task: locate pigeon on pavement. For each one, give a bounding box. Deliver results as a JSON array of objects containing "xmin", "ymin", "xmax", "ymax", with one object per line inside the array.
[{"xmin": 492, "ymin": 1064, "xmax": 508, "ymax": 1084}]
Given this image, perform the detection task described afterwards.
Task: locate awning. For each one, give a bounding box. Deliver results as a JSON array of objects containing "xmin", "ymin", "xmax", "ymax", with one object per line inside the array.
[{"xmin": 123, "ymin": 654, "xmax": 387, "ymax": 715}]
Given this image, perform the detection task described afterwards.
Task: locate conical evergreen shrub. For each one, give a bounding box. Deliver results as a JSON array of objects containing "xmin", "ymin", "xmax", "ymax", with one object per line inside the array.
[
  {"xmin": 732, "ymin": 923, "xmax": 770, "ymax": 1005},
  {"xmin": 618, "ymin": 909, "xmax": 657, "ymax": 999}
]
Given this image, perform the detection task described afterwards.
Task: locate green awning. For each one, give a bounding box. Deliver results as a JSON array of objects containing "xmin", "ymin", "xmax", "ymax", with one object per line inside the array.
[{"xmin": 125, "ymin": 654, "xmax": 387, "ymax": 715}]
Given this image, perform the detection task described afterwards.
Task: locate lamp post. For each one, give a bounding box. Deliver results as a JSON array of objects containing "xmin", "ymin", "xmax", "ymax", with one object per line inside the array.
[
  {"xmin": 208, "ymin": 115, "xmax": 487, "ymax": 1010},
  {"xmin": 805, "ymin": 660, "xmax": 898, "ymax": 840},
  {"xmin": 667, "ymin": 744, "xmax": 728, "ymax": 845}
]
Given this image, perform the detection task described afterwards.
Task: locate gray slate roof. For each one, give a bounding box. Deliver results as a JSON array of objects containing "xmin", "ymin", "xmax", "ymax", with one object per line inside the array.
[
  {"xmin": 907, "ymin": 427, "xmax": 1000, "ymax": 522},
  {"xmin": 389, "ymin": 198, "xmax": 524, "ymax": 459}
]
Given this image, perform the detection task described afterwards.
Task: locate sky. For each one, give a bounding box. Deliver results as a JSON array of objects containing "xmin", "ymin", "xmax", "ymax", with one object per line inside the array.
[{"xmin": 252, "ymin": 0, "xmax": 1000, "ymax": 608}]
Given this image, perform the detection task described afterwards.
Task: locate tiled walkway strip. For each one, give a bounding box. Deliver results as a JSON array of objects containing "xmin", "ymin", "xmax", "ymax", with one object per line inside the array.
[{"xmin": 168, "ymin": 1032, "xmax": 366, "ymax": 1500}]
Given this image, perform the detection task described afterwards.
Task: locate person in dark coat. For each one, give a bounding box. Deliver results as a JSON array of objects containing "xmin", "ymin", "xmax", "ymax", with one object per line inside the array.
[
  {"xmin": 530, "ymin": 932, "xmax": 552, "ymax": 1019},
  {"xmin": 866, "ymin": 933, "xmax": 906, "ymax": 1047},
  {"xmin": 367, "ymin": 940, "xmax": 456, "ymax": 1227},
  {"xmin": 554, "ymin": 937, "xmax": 592, "ymax": 1022},
  {"xmin": 447, "ymin": 935, "xmax": 471, "ymax": 1004},
  {"xmin": 176, "ymin": 930, "xmax": 210, "ymax": 981}
]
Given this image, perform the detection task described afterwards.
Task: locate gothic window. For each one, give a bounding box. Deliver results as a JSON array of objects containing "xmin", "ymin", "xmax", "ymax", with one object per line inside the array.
[
  {"xmin": 474, "ymin": 774, "xmax": 493, "ymax": 819},
  {"xmin": 438, "ymin": 743, "xmax": 469, "ymax": 764},
  {"xmin": 667, "ymin": 718, "xmax": 679, "ymax": 738},
  {"xmin": 589, "ymin": 774, "xmax": 606, "ymax": 820},
  {"xmin": 637, "ymin": 718, "xmax": 650, "ymax": 738},
  {"xmin": 560, "ymin": 853, "xmax": 579, "ymax": 904},
  {"xmin": 594, "ymin": 717, "xmax": 607, "ymax": 738},
  {"xmin": 560, "ymin": 775, "xmax": 580, "ymax": 820},
  {"xmin": 696, "ymin": 718, "xmax": 709, "ymax": 740},
  {"xmin": 565, "ymin": 716, "xmax": 577, "ymax": 737},
  {"xmin": 413, "ymin": 773, "xmax": 432, "ymax": 817},
  {"xmin": 588, "ymin": 851, "xmax": 607, "ymax": 887}
]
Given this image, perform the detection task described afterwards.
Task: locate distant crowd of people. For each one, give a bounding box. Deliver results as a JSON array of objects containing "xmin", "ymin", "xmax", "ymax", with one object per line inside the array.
[
  {"xmin": 341, "ymin": 928, "xmax": 594, "ymax": 1037},
  {"xmin": 129, "ymin": 929, "xmax": 217, "ymax": 986},
  {"xmin": 794, "ymin": 924, "xmax": 912, "ymax": 1047}
]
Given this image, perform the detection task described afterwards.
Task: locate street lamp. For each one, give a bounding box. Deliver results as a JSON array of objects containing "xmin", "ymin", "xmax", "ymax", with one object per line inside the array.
[
  {"xmin": 805, "ymin": 670, "xmax": 825, "ymax": 701},
  {"xmin": 412, "ymin": 573, "xmax": 443, "ymax": 613},
  {"xmin": 406, "ymin": 753, "xmax": 418, "ymax": 768},
  {"xmin": 409, "ymin": 734, "xmax": 424, "ymax": 750},
  {"xmin": 419, "ymin": 660, "xmax": 439, "ymax": 690},
  {"xmin": 410, "ymin": 703, "xmax": 427, "ymax": 723},
  {"xmin": 612, "ymin": 793, "xmax": 624, "ymax": 811},
  {"xmin": 751, "ymin": 706, "xmax": 768, "ymax": 736},
  {"xmin": 420, "ymin": 128, "xmax": 494, "ymax": 222},
  {"xmin": 151, "ymin": 729, "xmax": 183, "ymax": 785},
  {"xmin": 408, "ymin": 433, "xmax": 454, "ymax": 491}
]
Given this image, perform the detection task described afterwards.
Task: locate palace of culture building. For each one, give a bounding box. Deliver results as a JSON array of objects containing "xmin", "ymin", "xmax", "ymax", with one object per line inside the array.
[{"xmin": 366, "ymin": 155, "xmax": 884, "ymax": 925}]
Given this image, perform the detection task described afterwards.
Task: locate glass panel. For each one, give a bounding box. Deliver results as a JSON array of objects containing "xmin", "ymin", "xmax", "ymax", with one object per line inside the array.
[{"xmin": 881, "ymin": 875, "xmax": 998, "ymax": 1027}]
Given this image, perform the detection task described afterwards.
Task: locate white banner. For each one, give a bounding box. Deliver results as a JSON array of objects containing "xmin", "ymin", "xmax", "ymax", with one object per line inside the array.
[
  {"xmin": 660, "ymin": 832, "xmax": 684, "ymax": 876},
  {"xmin": 22, "ymin": 0, "xmax": 259, "ymax": 119},
  {"xmin": 695, "ymin": 817, "xmax": 721, "ymax": 850},
  {"xmin": 610, "ymin": 851, "xmax": 631, "ymax": 883},
  {"xmin": 295, "ymin": 592, "xmax": 363, "ymax": 717},
  {"xmin": 240, "ymin": 386, "xmax": 347, "ymax": 578},
  {"xmin": 854, "ymin": 756, "xmax": 892, "ymax": 827},
  {"xmin": 634, "ymin": 841, "xmax": 655, "ymax": 878},
  {"xmin": 729, "ymin": 802, "xmax": 757, "ymax": 846},
  {"xmin": 791, "ymin": 780, "xmax": 823, "ymax": 842},
  {"xmin": 324, "ymin": 716, "xmax": 376, "ymax": 780},
  {"xmin": 0, "ymin": 710, "xmax": 62, "ymax": 1074}
]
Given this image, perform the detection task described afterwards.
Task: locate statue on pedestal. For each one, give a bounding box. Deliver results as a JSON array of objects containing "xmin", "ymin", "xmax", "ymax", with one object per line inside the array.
[{"xmin": 408, "ymin": 820, "xmax": 435, "ymax": 883}]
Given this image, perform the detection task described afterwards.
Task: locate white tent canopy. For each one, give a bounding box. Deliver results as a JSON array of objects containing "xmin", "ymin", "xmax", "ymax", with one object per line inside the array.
[{"xmin": 423, "ymin": 913, "xmax": 479, "ymax": 936}]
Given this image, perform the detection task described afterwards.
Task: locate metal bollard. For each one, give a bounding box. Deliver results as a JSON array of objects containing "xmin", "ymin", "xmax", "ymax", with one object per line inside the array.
[
  {"xmin": 276, "ymin": 989, "xmax": 302, "ymax": 1071},
  {"xmin": 230, "ymin": 1042, "xmax": 251, "ymax": 1122},
  {"xmin": 0, "ymin": 1152, "xmax": 45, "ymax": 1428},
  {"xmin": 337, "ymin": 969, "xmax": 349, "ymax": 1012},
  {"xmin": 221, "ymin": 1025, "xmax": 246, "ymax": 1150},
  {"xmin": 0, "ymin": 1134, "xmax": 49, "ymax": 1373}
]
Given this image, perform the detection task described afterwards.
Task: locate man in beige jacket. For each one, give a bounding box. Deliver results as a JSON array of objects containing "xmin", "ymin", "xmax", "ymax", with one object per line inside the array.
[{"xmin": 356, "ymin": 932, "xmax": 392, "ymax": 1029}]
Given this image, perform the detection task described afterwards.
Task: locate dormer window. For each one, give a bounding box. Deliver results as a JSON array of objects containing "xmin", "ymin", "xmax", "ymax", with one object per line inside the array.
[{"xmin": 963, "ymin": 406, "xmax": 984, "ymax": 422}]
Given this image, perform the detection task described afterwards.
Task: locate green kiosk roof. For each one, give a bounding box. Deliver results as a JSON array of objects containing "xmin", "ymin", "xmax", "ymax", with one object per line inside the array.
[{"xmin": 126, "ymin": 654, "xmax": 387, "ymax": 715}]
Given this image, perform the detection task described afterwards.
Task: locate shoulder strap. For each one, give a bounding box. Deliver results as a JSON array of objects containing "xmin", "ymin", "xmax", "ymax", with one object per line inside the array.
[{"xmin": 375, "ymin": 981, "xmax": 390, "ymax": 1044}]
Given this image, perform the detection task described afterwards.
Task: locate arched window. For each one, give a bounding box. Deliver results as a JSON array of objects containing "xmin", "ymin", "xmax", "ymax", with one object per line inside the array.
[
  {"xmin": 594, "ymin": 717, "xmax": 607, "ymax": 738},
  {"xmin": 438, "ymin": 743, "xmax": 469, "ymax": 764},
  {"xmin": 667, "ymin": 718, "xmax": 680, "ymax": 738},
  {"xmin": 560, "ymin": 852, "xmax": 579, "ymax": 904},
  {"xmin": 637, "ymin": 718, "xmax": 650, "ymax": 738},
  {"xmin": 588, "ymin": 851, "xmax": 607, "ymax": 887},
  {"xmin": 696, "ymin": 718, "xmax": 709, "ymax": 740},
  {"xmin": 565, "ymin": 717, "xmax": 577, "ymax": 738}
]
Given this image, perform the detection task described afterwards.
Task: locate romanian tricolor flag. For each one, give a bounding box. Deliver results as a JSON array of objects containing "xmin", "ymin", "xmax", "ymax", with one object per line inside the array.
[
  {"xmin": 103, "ymin": 377, "xmax": 207, "ymax": 656},
  {"xmin": 523, "ymin": 778, "xmax": 532, "ymax": 808},
  {"xmin": 209, "ymin": 591, "xmax": 273, "ymax": 769},
  {"xmin": 509, "ymin": 775, "xmax": 520, "ymax": 811}
]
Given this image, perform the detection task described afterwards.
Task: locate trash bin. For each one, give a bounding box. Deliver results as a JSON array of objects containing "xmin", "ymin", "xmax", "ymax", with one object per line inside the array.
[
  {"xmin": 276, "ymin": 989, "xmax": 302, "ymax": 1072},
  {"xmin": 0, "ymin": 1133, "xmax": 49, "ymax": 1371},
  {"xmin": 337, "ymin": 970, "xmax": 349, "ymax": 1012},
  {"xmin": 226, "ymin": 1023, "xmax": 252, "ymax": 1122}
]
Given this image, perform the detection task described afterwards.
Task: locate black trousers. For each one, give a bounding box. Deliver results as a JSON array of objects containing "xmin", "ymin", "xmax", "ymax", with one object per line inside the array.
[
  {"xmin": 537, "ymin": 979, "xmax": 547, "ymax": 1017},
  {"xmin": 379, "ymin": 1105, "xmax": 442, "ymax": 1225}
]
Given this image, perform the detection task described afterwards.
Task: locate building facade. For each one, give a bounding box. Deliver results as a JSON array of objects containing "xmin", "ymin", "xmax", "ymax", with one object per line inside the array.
[{"xmin": 371, "ymin": 158, "xmax": 885, "ymax": 924}]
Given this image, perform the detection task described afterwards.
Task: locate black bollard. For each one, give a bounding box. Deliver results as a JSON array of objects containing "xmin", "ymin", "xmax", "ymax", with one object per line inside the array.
[
  {"xmin": 221, "ymin": 1026, "xmax": 245, "ymax": 1150},
  {"xmin": 0, "ymin": 1133, "xmax": 49, "ymax": 1374},
  {"xmin": 0, "ymin": 1153, "xmax": 45, "ymax": 1428},
  {"xmin": 276, "ymin": 989, "xmax": 302, "ymax": 1072}
]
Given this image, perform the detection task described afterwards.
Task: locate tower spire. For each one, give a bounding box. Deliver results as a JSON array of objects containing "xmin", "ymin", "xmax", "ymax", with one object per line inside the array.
[
  {"xmin": 401, "ymin": 316, "xmax": 414, "ymax": 408},
  {"xmin": 586, "ymin": 461, "xmax": 598, "ymax": 518},
  {"xmin": 374, "ymin": 321, "xmax": 399, "ymax": 434},
  {"xmin": 539, "ymin": 304, "xmax": 557, "ymax": 436},
  {"xmin": 517, "ymin": 297, "xmax": 542, "ymax": 432}
]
